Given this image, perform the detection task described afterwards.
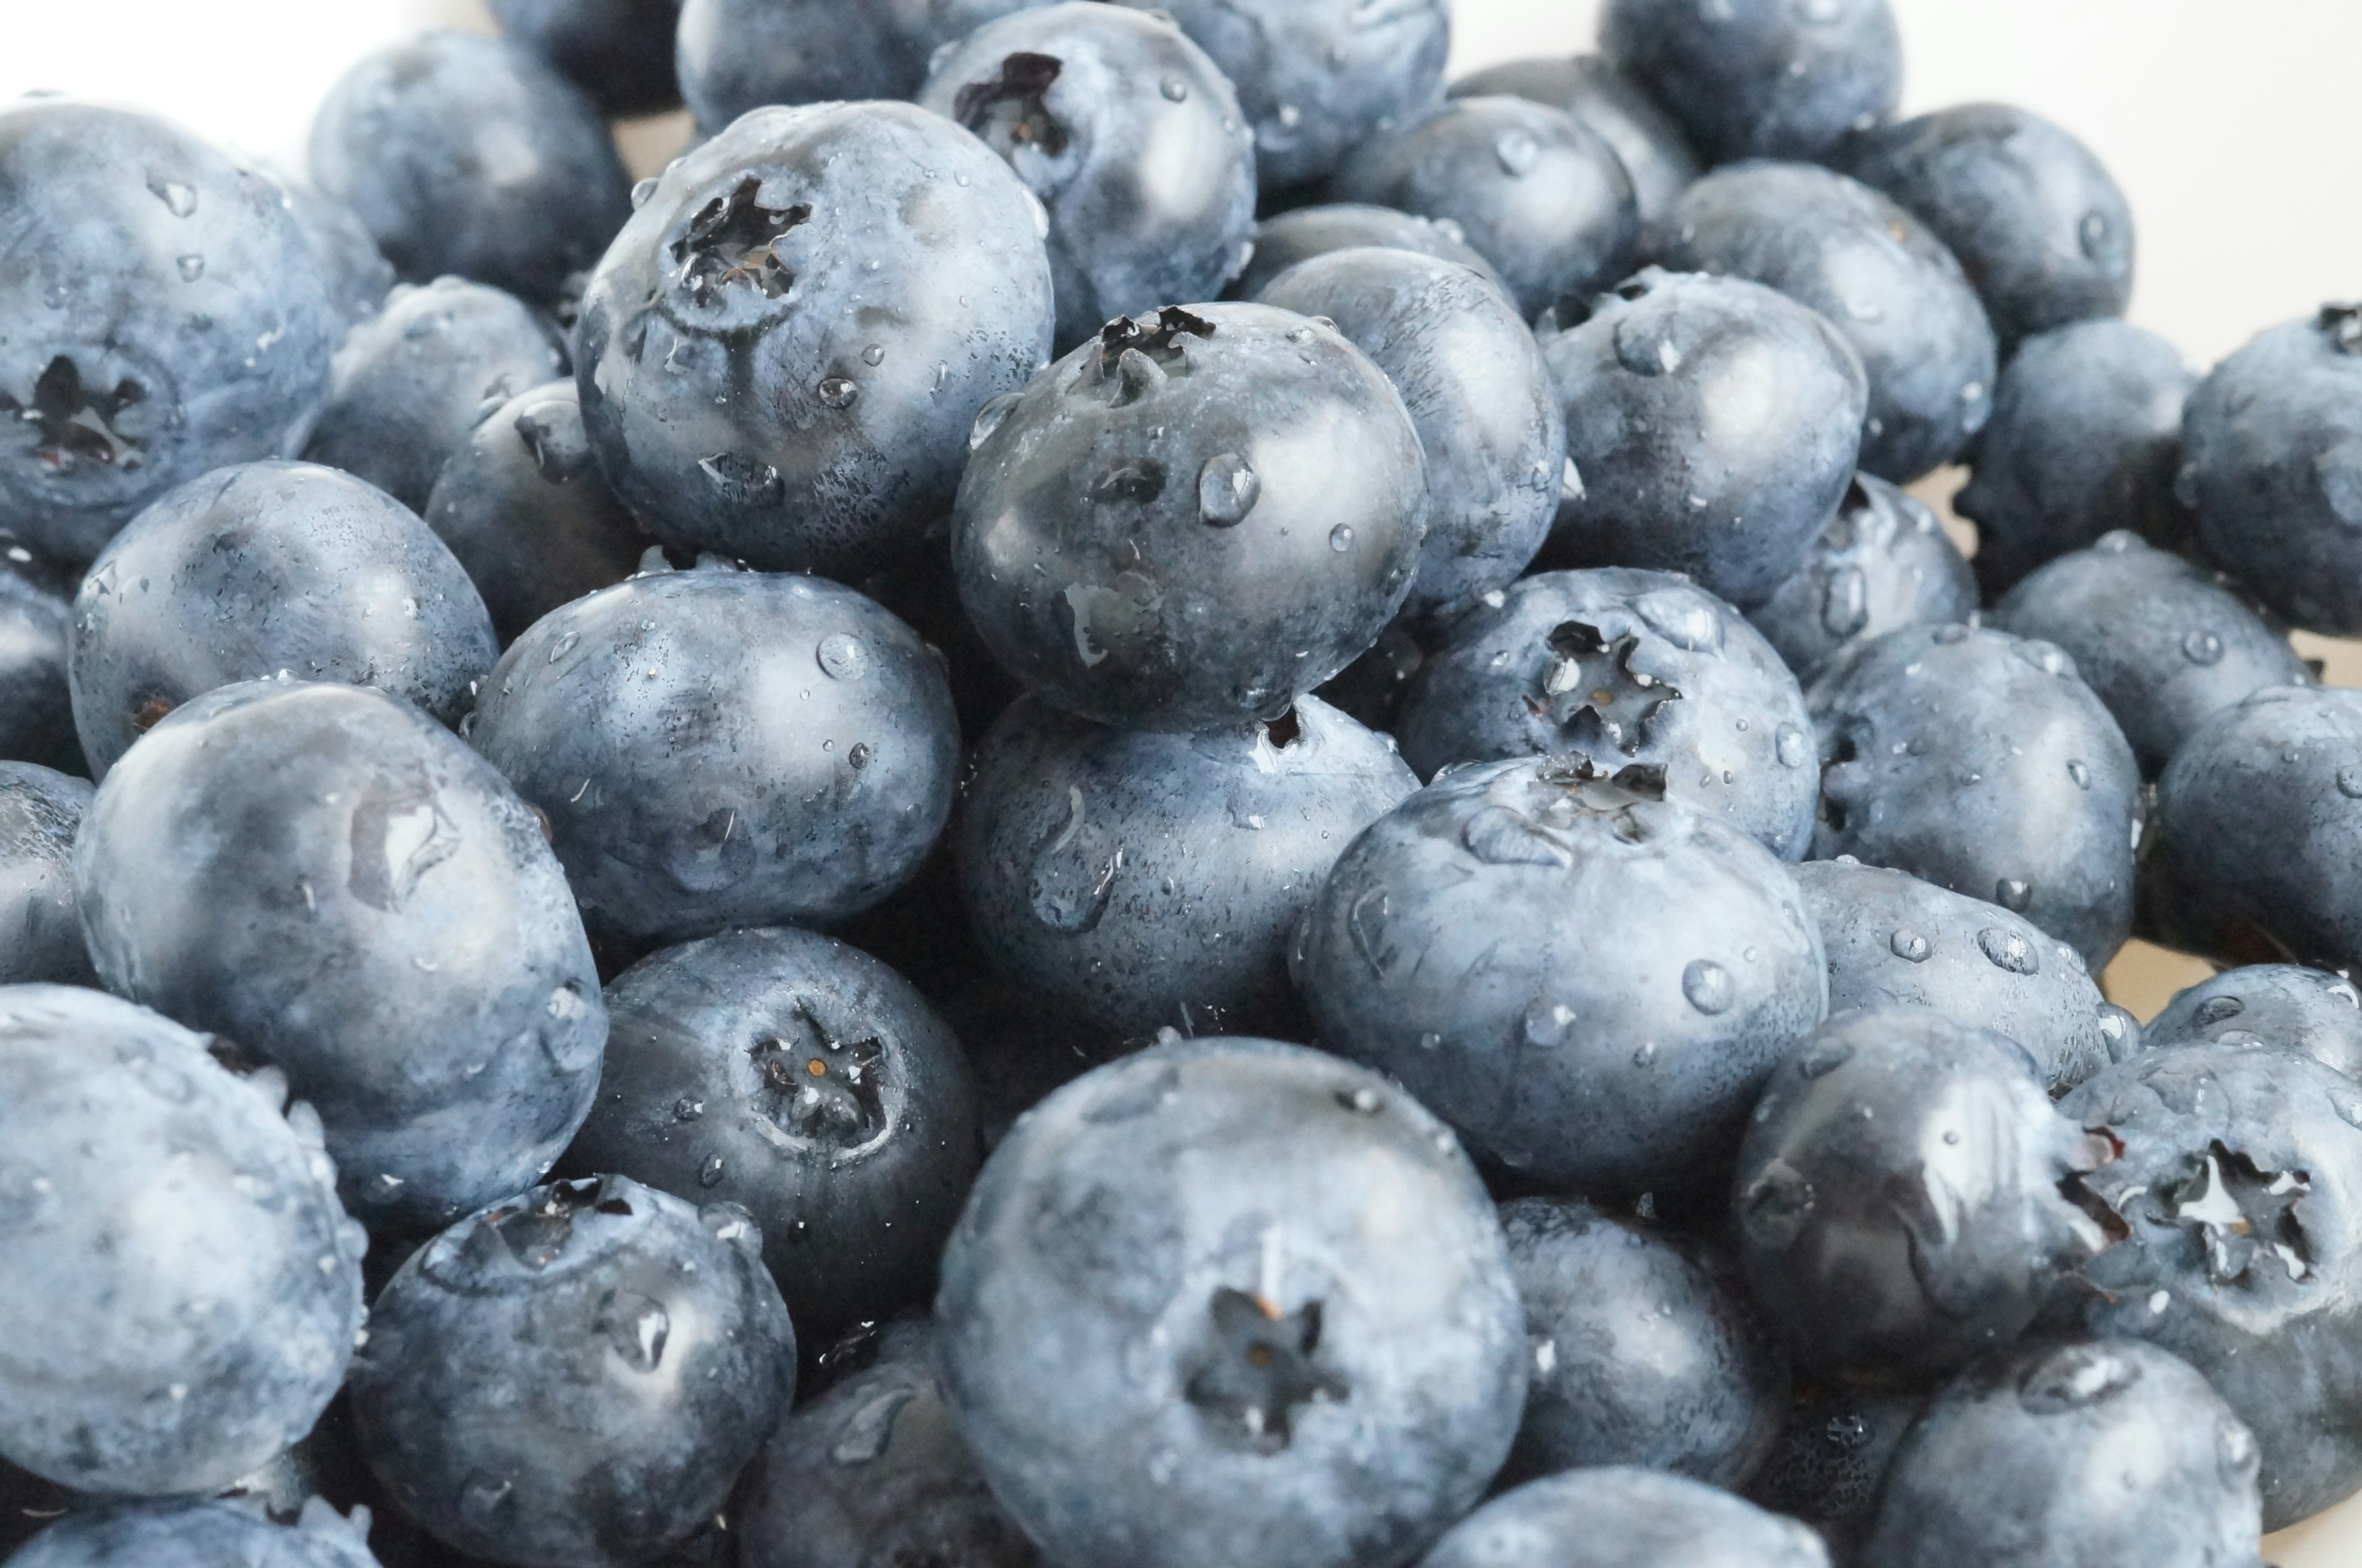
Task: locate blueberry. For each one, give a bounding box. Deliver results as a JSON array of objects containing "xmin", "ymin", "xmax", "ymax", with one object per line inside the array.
[
  {"xmin": 0, "ymin": 100, "xmax": 341, "ymax": 567},
  {"xmin": 0, "ymin": 985, "xmax": 364, "ymax": 1495},
  {"xmin": 302, "ymin": 276, "xmax": 566, "ymax": 513},
  {"xmin": 918, "ymin": 4, "xmax": 1258, "ymax": 353},
  {"xmin": 674, "ymin": 0, "xmax": 1050, "ymax": 132},
  {"xmin": 1540, "ymin": 269, "xmax": 1867, "ymax": 609},
  {"xmin": 953, "ymin": 303, "xmax": 1426, "ymax": 731},
  {"xmin": 1862, "ymin": 1337, "xmax": 2262, "ymax": 1568},
  {"xmin": 2142, "ymin": 685, "xmax": 2362, "ymax": 973},
  {"xmin": 1498, "ymin": 1195, "xmax": 1788, "ymax": 1488},
  {"xmin": 1230, "ymin": 203, "xmax": 1508, "ymax": 303},
  {"xmin": 1735, "ymin": 1008, "xmax": 2115, "ymax": 1380},
  {"xmin": 1748, "ymin": 476, "xmax": 1976, "ymax": 684},
  {"xmin": 490, "ymin": 0, "xmax": 683, "ymax": 116},
  {"xmin": 1791, "ymin": 859, "xmax": 2127, "ymax": 1094},
  {"xmin": 2145, "ymin": 965, "xmax": 2362, "ymax": 1081},
  {"xmin": 1296, "ymin": 755, "xmax": 1826, "ymax": 1195},
  {"xmin": 2179, "ymin": 304, "xmax": 2362, "ymax": 635},
  {"xmin": 2058, "ymin": 1042, "xmax": 2362, "ymax": 1527},
  {"xmin": 1418, "ymin": 1467, "xmax": 1831, "ymax": 1568},
  {"xmin": 1744, "ymin": 1383, "xmax": 1925, "ymax": 1560},
  {"xmin": 421, "ymin": 381, "xmax": 650, "ymax": 645},
  {"xmin": 1956, "ymin": 320, "xmax": 2198, "ymax": 597},
  {"xmin": 0, "ymin": 541, "xmax": 85, "ymax": 776},
  {"xmin": 74, "ymin": 679, "xmax": 605, "ymax": 1230},
  {"xmin": 0, "ymin": 763, "xmax": 95, "ymax": 986},
  {"xmin": 469, "ymin": 566, "xmax": 960, "ymax": 951},
  {"xmin": 1449, "ymin": 55, "xmax": 1701, "ymax": 226},
  {"xmin": 1602, "ymin": 0, "xmax": 1901, "ymax": 165},
  {"xmin": 5, "ymin": 1497, "xmax": 380, "ymax": 1568},
  {"xmin": 307, "ymin": 33, "xmax": 631, "ymax": 307},
  {"xmin": 1811, "ymin": 623, "xmax": 2141, "ymax": 971},
  {"xmin": 937, "ymin": 1036, "xmax": 1526, "ymax": 1568},
  {"xmin": 958, "ymin": 691, "xmax": 1414, "ymax": 1041},
  {"xmin": 267, "ymin": 167, "xmax": 397, "ymax": 328},
  {"xmin": 1838, "ymin": 103, "xmax": 2134, "ymax": 354},
  {"xmin": 1652, "ymin": 162, "xmax": 1997, "ymax": 484},
  {"xmin": 1111, "ymin": 0, "xmax": 1452, "ymax": 194},
  {"xmin": 1992, "ymin": 531, "xmax": 2309, "ymax": 777},
  {"xmin": 1396, "ymin": 569, "xmax": 1819, "ymax": 861},
  {"xmin": 575, "ymin": 102, "xmax": 1055, "ymax": 578},
  {"xmin": 736, "ymin": 1320, "xmax": 1036, "ymax": 1568},
  {"xmin": 1331, "ymin": 97, "xmax": 1638, "ymax": 321},
  {"xmin": 351, "ymin": 1174, "xmax": 795, "ymax": 1567},
  {"xmin": 1258, "ymin": 249, "xmax": 1562, "ymax": 625},
  {"xmin": 562, "ymin": 926, "xmax": 980, "ymax": 1338},
  {"xmin": 68, "ymin": 461, "xmax": 499, "ymax": 777}
]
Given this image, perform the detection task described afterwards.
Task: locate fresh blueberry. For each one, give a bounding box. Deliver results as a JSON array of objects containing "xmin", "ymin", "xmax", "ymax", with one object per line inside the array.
[
  {"xmin": 0, "ymin": 763, "xmax": 95, "ymax": 986},
  {"xmin": 1540, "ymin": 268, "xmax": 1867, "ymax": 609},
  {"xmin": 74, "ymin": 678, "xmax": 605, "ymax": 1230},
  {"xmin": 1838, "ymin": 103, "xmax": 2134, "ymax": 354},
  {"xmin": 1449, "ymin": 55, "xmax": 1701, "ymax": 226},
  {"xmin": 1992, "ymin": 531, "xmax": 2309, "ymax": 777},
  {"xmin": 267, "ymin": 167, "xmax": 397, "ymax": 328},
  {"xmin": 0, "ymin": 540, "xmax": 85, "ymax": 776},
  {"xmin": 2058, "ymin": 1041, "xmax": 2362, "ymax": 1527},
  {"xmin": 1862, "ymin": 1337, "xmax": 2262, "ymax": 1568},
  {"xmin": 937, "ymin": 1036, "xmax": 1527, "ymax": 1568},
  {"xmin": 1498, "ymin": 1195, "xmax": 1788, "ymax": 1489},
  {"xmin": 1332, "ymin": 97, "xmax": 1638, "ymax": 321},
  {"xmin": 1744, "ymin": 1384, "xmax": 1925, "ymax": 1561},
  {"xmin": 1418, "ymin": 1467, "xmax": 1831, "ymax": 1568},
  {"xmin": 575, "ymin": 101, "xmax": 1055, "ymax": 577},
  {"xmin": 736, "ymin": 1319, "xmax": 1036, "ymax": 1568},
  {"xmin": 0, "ymin": 100, "xmax": 341, "ymax": 567},
  {"xmin": 2145, "ymin": 965, "xmax": 2362, "ymax": 1081},
  {"xmin": 1810, "ymin": 623, "xmax": 2141, "ymax": 970},
  {"xmin": 1602, "ymin": 0, "xmax": 1901, "ymax": 164},
  {"xmin": 1748, "ymin": 475, "xmax": 1976, "ymax": 684},
  {"xmin": 0, "ymin": 985, "xmax": 364, "ymax": 1495},
  {"xmin": 562, "ymin": 926, "xmax": 980, "ymax": 1338},
  {"xmin": 1651, "ymin": 162, "xmax": 1997, "ymax": 484},
  {"xmin": 958, "ymin": 691, "xmax": 1415, "ymax": 1041},
  {"xmin": 490, "ymin": 0, "xmax": 683, "ymax": 116},
  {"xmin": 674, "ymin": 0, "xmax": 1051, "ymax": 133},
  {"xmin": 953, "ymin": 303, "xmax": 1426, "ymax": 731},
  {"xmin": 1734, "ymin": 1007, "xmax": 2115, "ymax": 1380},
  {"xmin": 1956, "ymin": 320, "xmax": 2198, "ymax": 597},
  {"xmin": 4, "ymin": 1497, "xmax": 381, "ymax": 1568},
  {"xmin": 1395, "ymin": 569, "xmax": 1820, "ymax": 861},
  {"xmin": 1112, "ymin": 0, "xmax": 1452, "ymax": 194},
  {"xmin": 303, "ymin": 276, "xmax": 566, "ymax": 513},
  {"xmin": 2179, "ymin": 304, "xmax": 2362, "ymax": 635},
  {"xmin": 1229, "ymin": 203, "xmax": 1507, "ymax": 303},
  {"xmin": 2142, "ymin": 685, "xmax": 2362, "ymax": 973},
  {"xmin": 67, "ymin": 461, "xmax": 498, "ymax": 777},
  {"xmin": 918, "ymin": 4, "xmax": 1258, "ymax": 353},
  {"xmin": 1295, "ymin": 755, "xmax": 1826, "ymax": 1195},
  {"xmin": 351, "ymin": 1174, "xmax": 796, "ymax": 1567},
  {"xmin": 1258, "ymin": 248, "xmax": 1563, "ymax": 625},
  {"xmin": 469, "ymin": 565, "xmax": 960, "ymax": 951},
  {"xmin": 1791, "ymin": 859, "xmax": 2129, "ymax": 1094},
  {"xmin": 307, "ymin": 32, "xmax": 632, "ymax": 307},
  {"xmin": 421, "ymin": 381, "xmax": 650, "ymax": 645}
]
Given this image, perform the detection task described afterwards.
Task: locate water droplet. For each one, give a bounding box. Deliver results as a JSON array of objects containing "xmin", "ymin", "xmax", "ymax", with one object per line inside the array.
[
  {"xmin": 1521, "ymin": 1000, "xmax": 1577, "ymax": 1046},
  {"xmin": 2079, "ymin": 210, "xmax": 2110, "ymax": 258},
  {"xmin": 971, "ymin": 391, "xmax": 1020, "ymax": 450},
  {"xmin": 1031, "ymin": 787, "xmax": 1121, "ymax": 932},
  {"xmin": 175, "ymin": 254, "xmax": 205, "ymax": 282},
  {"xmin": 698, "ymin": 452, "xmax": 784, "ymax": 507},
  {"xmin": 848, "ymin": 742, "xmax": 872, "ymax": 770},
  {"xmin": 2067, "ymin": 759, "xmax": 2092, "ymax": 790},
  {"xmin": 1994, "ymin": 878, "xmax": 2033, "ymax": 912},
  {"xmin": 460, "ymin": 1476, "xmax": 514, "ymax": 1523},
  {"xmin": 1161, "ymin": 75, "xmax": 1190, "ymax": 101},
  {"xmin": 1797, "ymin": 1041, "xmax": 1853, "ymax": 1078},
  {"xmin": 630, "ymin": 177, "xmax": 658, "ymax": 209},
  {"xmin": 2019, "ymin": 1343, "xmax": 2142, "ymax": 1414},
  {"xmin": 147, "ymin": 175, "xmax": 197, "ymax": 217},
  {"xmin": 1818, "ymin": 565, "xmax": 1871, "ymax": 637},
  {"xmin": 698, "ymin": 1154, "xmax": 726, "ymax": 1188},
  {"xmin": 2193, "ymin": 995, "xmax": 2245, "ymax": 1026},
  {"xmin": 1561, "ymin": 456, "xmax": 1586, "ymax": 503},
  {"xmin": 2339, "ymin": 765, "xmax": 2362, "ymax": 800},
  {"xmin": 1418, "ymin": 1032, "xmax": 1442, "ymax": 1051},
  {"xmin": 2182, "ymin": 629, "xmax": 2225, "ymax": 666},
  {"xmin": 595, "ymin": 1292, "xmax": 670, "ymax": 1372},
  {"xmin": 1682, "ymin": 959, "xmax": 1735, "ymax": 1015},
  {"xmin": 1890, "ymin": 928, "xmax": 1930, "ymax": 963},
  {"xmin": 1198, "ymin": 453, "xmax": 1260, "ymax": 526},
  {"xmin": 818, "ymin": 376, "xmax": 859, "ymax": 409},
  {"xmin": 859, "ymin": 344, "xmax": 887, "ymax": 368},
  {"xmin": 817, "ymin": 633, "xmax": 869, "ymax": 681},
  {"xmin": 1633, "ymin": 589, "xmax": 1722, "ymax": 651},
  {"xmin": 830, "ymin": 1387, "xmax": 917, "ymax": 1465},
  {"xmin": 1493, "ymin": 130, "xmax": 1540, "ymax": 176},
  {"xmin": 672, "ymin": 1097, "xmax": 705, "ymax": 1121},
  {"xmin": 1776, "ymin": 725, "xmax": 1811, "ymax": 769},
  {"xmin": 1632, "ymin": 1040, "xmax": 1659, "ymax": 1068},
  {"xmin": 1977, "ymin": 926, "xmax": 2038, "ymax": 974},
  {"xmin": 1329, "ymin": 524, "xmax": 1354, "ymax": 552},
  {"xmin": 348, "ymin": 790, "xmax": 461, "ymax": 913}
]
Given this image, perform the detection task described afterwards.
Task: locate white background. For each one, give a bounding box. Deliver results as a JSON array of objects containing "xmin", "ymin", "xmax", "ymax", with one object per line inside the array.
[{"xmin": 7, "ymin": 3, "xmax": 2362, "ymax": 1560}]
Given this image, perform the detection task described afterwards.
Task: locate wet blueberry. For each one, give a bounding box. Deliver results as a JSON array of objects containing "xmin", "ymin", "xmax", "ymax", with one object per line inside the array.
[
  {"xmin": 0, "ymin": 763, "xmax": 95, "ymax": 986},
  {"xmin": 1748, "ymin": 475, "xmax": 1976, "ymax": 685}
]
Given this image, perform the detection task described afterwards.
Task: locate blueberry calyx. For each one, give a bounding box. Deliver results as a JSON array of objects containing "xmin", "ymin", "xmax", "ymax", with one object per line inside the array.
[
  {"xmin": 955, "ymin": 52, "xmax": 1072, "ymax": 157},
  {"xmin": 1531, "ymin": 619, "xmax": 1684, "ymax": 755},
  {"xmin": 1184, "ymin": 1286, "xmax": 1349, "ymax": 1455},
  {"xmin": 0, "ymin": 355, "xmax": 148, "ymax": 474},
  {"xmin": 670, "ymin": 176, "xmax": 810, "ymax": 306}
]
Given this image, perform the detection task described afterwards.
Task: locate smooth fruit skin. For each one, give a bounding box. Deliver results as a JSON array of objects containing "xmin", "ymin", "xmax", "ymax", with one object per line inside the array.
[
  {"xmin": 675, "ymin": 0, "xmax": 1051, "ymax": 132},
  {"xmin": 954, "ymin": 303, "xmax": 1426, "ymax": 732},
  {"xmin": 490, "ymin": 0, "xmax": 683, "ymax": 116},
  {"xmin": 2144, "ymin": 965, "xmax": 2362, "ymax": 1082},
  {"xmin": 470, "ymin": 567, "xmax": 961, "ymax": 950},
  {"xmin": 1231, "ymin": 203, "xmax": 1507, "ymax": 303},
  {"xmin": 1748, "ymin": 475, "xmax": 1976, "ymax": 684},
  {"xmin": 1450, "ymin": 55, "xmax": 1701, "ymax": 226},
  {"xmin": 937, "ymin": 1037, "xmax": 1527, "ymax": 1568},
  {"xmin": 956, "ymin": 691, "xmax": 1415, "ymax": 1041},
  {"xmin": 0, "ymin": 100, "xmax": 341, "ymax": 567},
  {"xmin": 1603, "ymin": 0, "xmax": 1901, "ymax": 164},
  {"xmin": 271, "ymin": 169, "xmax": 397, "ymax": 330},
  {"xmin": 0, "ymin": 763, "xmax": 96, "ymax": 986},
  {"xmin": 563, "ymin": 926, "xmax": 982, "ymax": 1339},
  {"xmin": 0, "ymin": 986, "xmax": 365, "ymax": 1497},
  {"xmin": 575, "ymin": 101, "xmax": 1055, "ymax": 578},
  {"xmin": 1541, "ymin": 269, "xmax": 1867, "ymax": 610},
  {"xmin": 1417, "ymin": 1467, "xmax": 1831, "ymax": 1568},
  {"xmin": 1294, "ymin": 755, "xmax": 1827, "ymax": 1196},
  {"xmin": 74, "ymin": 679, "xmax": 606, "ymax": 1231},
  {"xmin": 1397, "ymin": 568, "xmax": 1820, "ymax": 861},
  {"xmin": 68, "ymin": 460, "xmax": 499, "ymax": 777},
  {"xmin": 0, "ymin": 543, "xmax": 85, "ymax": 776},
  {"xmin": 4, "ymin": 1497, "xmax": 381, "ymax": 1568}
]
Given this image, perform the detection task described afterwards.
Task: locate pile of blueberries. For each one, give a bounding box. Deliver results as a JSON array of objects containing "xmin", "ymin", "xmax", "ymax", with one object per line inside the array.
[{"xmin": 6, "ymin": 0, "xmax": 2362, "ymax": 1562}]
